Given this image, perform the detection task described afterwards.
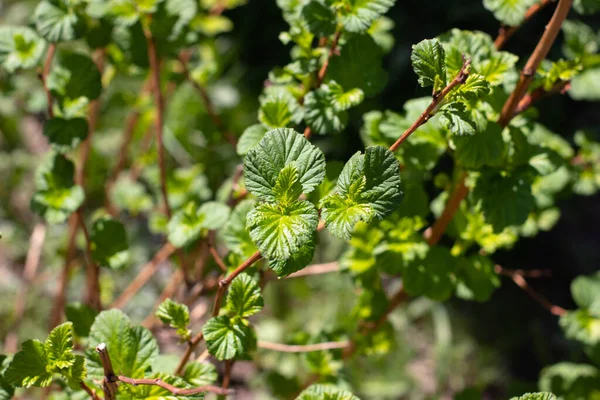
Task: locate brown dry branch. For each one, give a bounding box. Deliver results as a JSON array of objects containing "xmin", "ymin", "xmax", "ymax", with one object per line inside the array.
[
  {"xmin": 286, "ymin": 262, "xmax": 340, "ymax": 278},
  {"xmin": 80, "ymin": 382, "xmax": 100, "ymax": 400},
  {"xmin": 258, "ymin": 340, "xmax": 350, "ymax": 353},
  {"xmin": 40, "ymin": 43, "xmax": 56, "ymax": 118},
  {"xmin": 110, "ymin": 242, "xmax": 177, "ymax": 309}
]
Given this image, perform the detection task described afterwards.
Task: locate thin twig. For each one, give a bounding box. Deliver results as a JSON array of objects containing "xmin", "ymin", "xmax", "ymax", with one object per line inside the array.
[
  {"xmin": 40, "ymin": 43, "xmax": 56, "ymax": 117},
  {"xmin": 495, "ymin": 265, "xmax": 567, "ymax": 316},
  {"xmin": 221, "ymin": 360, "xmax": 233, "ymax": 393},
  {"xmin": 514, "ymin": 80, "xmax": 571, "ymax": 115},
  {"xmin": 316, "ymin": 29, "xmax": 342, "ymax": 86},
  {"xmin": 78, "ymin": 212, "xmax": 101, "ymax": 310},
  {"xmin": 499, "ymin": 0, "xmax": 573, "ymax": 126},
  {"xmin": 174, "ymin": 331, "xmax": 204, "ymax": 376},
  {"xmin": 258, "ymin": 340, "xmax": 349, "ymax": 353},
  {"xmin": 425, "ymin": 171, "xmax": 469, "ymax": 246},
  {"xmin": 80, "ymin": 382, "xmax": 100, "ymax": 400},
  {"xmin": 286, "ymin": 262, "xmax": 340, "ymax": 278},
  {"xmin": 116, "ymin": 375, "xmax": 232, "ymax": 396},
  {"xmin": 110, "ymin": 243, "xmax": 177, "ymax": 309},
  {"xmin": 494, "ymin": 0, "xmax": 555, "ymax": 49},
  {"xmin": 389, "ymin": 59, "xmax": 471, "ymax": 152}
]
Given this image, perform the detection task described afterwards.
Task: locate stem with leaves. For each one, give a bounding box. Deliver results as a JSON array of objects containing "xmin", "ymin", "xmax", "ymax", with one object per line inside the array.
[{"xmin": 494, "ymin": 0, "xmax": 555, "ymax": 49}]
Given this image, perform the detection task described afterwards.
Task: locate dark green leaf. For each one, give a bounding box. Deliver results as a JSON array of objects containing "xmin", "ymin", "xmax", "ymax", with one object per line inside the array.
[
  {"xmin": 47, "ymin": 51, "xmax": 102, "ymax": 101},
  {"xmin": 65, "ymin": 302, "xmax": 98, "ymax": 338},
  {"xmin": 411, "ymin": 38, "xmax": 447, "ymax": 91},
  {"xmin": 302, "ymin": 1, "xmax": 336, "ymax": 36},
  {"xmin": 43, "ymin": 117, "xmax": 89, "ymax": 153},
  {"xmin": 90, "ymin": 216, "xmax": 130, "ymax": 269}
]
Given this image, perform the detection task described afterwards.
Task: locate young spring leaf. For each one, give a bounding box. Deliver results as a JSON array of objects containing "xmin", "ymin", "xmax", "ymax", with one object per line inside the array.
[
  {"xmin": 237, "ymin": 124, "xmax": 268, "ymax": 156},
  {"xmin": 510, "ymin": 394, "xmax": 557, "ymax": 400},
  {"xmin": 31, "ymin": 153, "xmax": 84, "ymax": 224},
  {"xmin": 297, "ymin": 383, "xmax": 361, "ymax": 400},
  {"xmin": 301, "ymin": 0, "xmax": 336, "ymax": 37},
  {"xmin": 438, "ymin": 102, "xmax": 478, "ymax": 136},
  {"xmin": 483, "ymin": 0, "xmax": 537, "ymax": 26},
  {"xmin": 182, "ymin": 362, "xmax": 218, "ymax": 387},
  {"xmin": 320, "ymin": 146, "xmax": 403, "ymax": 239},
  {"xmin": 247, "ymin": 200, "xmax": 319, "ymax": 260},
  {"xmin": 0, "ymin": 27, "xmax": 45, "ymax": 72},
  {"xmin": 42, "ymin": 117, "xmax": 89, "ymax": 154},
  {"xmin": 411, "ymin": 38, "xmax": 447, "ymax": 92},
  {"xmin": 4, "ymin": 340, "xmax": 53, "ymax": 388},
  {"xmin": 90, "ymin": 216, "xmax": 130, "ymax": 269},
  {"xmin": 167, "ymin": 201, "xmax": 230, "ymax": 248},
  {"xmin": 226, "ymin": 273, "xmax": 264, "ymax": 318},
  {"xmin": 87, "ymin": 309, "xmax": 159, "ymax": 378},
  {"xmin": 44, "ymin": 322, "xmax": 75, "ymax": 370},
  {"xmin": 452, "ymin": 124, "xmax": 506, "ymax": 169},
  {"xmin": 402, "ymin": 246, "xmax": 457, "ymax": 301},
  {"xmin": 244, "ymin": 128, "xmax": 326, "ymax": 201},
  {"xmin": 202, "ymin": 316, "xmax": 256, "ymax": 361},
  {"xmin": 156, "ymin": 299, "xmax": 191, "ymax": 340},
  {"xmin": 304, "ymin": 81, "xmax": 364, "ymax": 135},
  {"xmin": 224, "ymin": 199, "xmax": 259, "ymax": 259},
  {"xmin": 570, "ymin": 272, "xmax": 600, "ymax": 314},
  {"xmin": 259, "ymin": 89, "xmax": 303, "ymax": 129},
  {"xmin": 34, "ymin": 0, "xmax": 86, "ymax": 42},
  {"xmin": 336, "ymin": 0, "xmax": 395, "ymax": 33}
]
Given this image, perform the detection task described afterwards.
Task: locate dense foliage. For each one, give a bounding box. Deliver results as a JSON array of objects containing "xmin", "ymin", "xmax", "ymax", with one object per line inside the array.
[{"xmin": 0, "ymin": 0, "xmax": 599, "ymax": 399}]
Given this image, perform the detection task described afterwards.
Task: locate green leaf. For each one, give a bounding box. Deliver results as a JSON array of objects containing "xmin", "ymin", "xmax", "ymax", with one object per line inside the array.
[
  {"xmin": 574, "ymin": 0, "xmax": 600, "ymax": 14},
  {"xmin": 4, "ymin": 340, "xmax": 52, "ymax": 388},
  {"xmin": 439, "ymin": 102, "xmax": 478, "ymax": 136},
  {"xmin": 483, "ymin": 0, "xmax": 537, "ymax": 26},
  {"xmin": 43, "ymin": 117, "xmax": 89, "ymax": 153},
  {"xmin": 571, "ymin": 272, "xmax": 600, "ymax": 314},
  {"xmin": 302, "ymin": 1, "xmax": 336, "ymax": 36},
  {"xmin": 562, "ymin": 20, "xmax": 599, "ymax": 60},
  {"xmin": 45, "ymin": 322, "xmax": 75, "ymax": 370},
  {"xmin": 63, "ymin": 355, "xmax": 86, "ymax": 390},
  {"xmin": 224, "ymin": 199, "xmax": 259, "ymax": 258},
  {"xmin": 110, "ymin": 175, "xmax": 154, "ymax": 215},
  {"xmin": 272, "ymin": 165, "xmax": 304, "ymax": 205},
  {"xmin": 329, "ymin": 83, "xmax": 365, "ymax": 111},
  {"xmin": 31, "ymin": 153, "xmax": 84, "ymax": 224},
  {"xmin": 247, "ymin": 200, "xmax": 318, "ymax": 260},
  {"xmin": 297, "ymin": 383, "xmax": 361, "ymax": 400},
  {"xmin": 328, "ymin": 34, "xmax": 387, "ymax": 97},
  {"xmin": 269, "ymin": 234, "xmax": 316, "ymax": 276},
  {"xmin": 226, "ymin": 273, "xmax": 264, "ymax": 317},
  {"xmin": 411, "ymin": 38, "xmax": 447, "ymax": 91},
  {"xmin": 244, "ymin": 128, "xmax": 326, "ymax": 201},
  {"xmin": 0, "ymin": 27, "xmax": 45, "ymax": 72},
  {"xmin": 65, "ymin": 302, "xmax": 98, "ymax": 337},
  {"xmin": 510, "ymin": 393, "xmax": 557, "ymax": 400},
  {"xmin": 561, "ymin": 309, "xmax": 600, "ymax": 346},
  {"xmin": 156, "ymin": 299, "xmax": 191, "ymax": 340},
  {"xmin": 305, "ymin": 81, "xmax": 363, "ymax": 135},
  {"xmin": 321, "ymin": 146, "xmax": 403, "ymax": 239},
  {"xmin": 453, "ymin": 124, "xmax": 506, "ymax": 169},
  {"xmin": 402, "ymin": 246, "xmax": 457, "ymax": 301},
  {"xmin": 237, "ymin": 124, "xmax": 267, "ymax": 156},
  {"xmin": 337, "ymin": 0, "xmax": 395, "ymax": 33},
  {"xmin": 202, "ymin": 316, "xmax": 256, "ymax": 360},
  {"xmin": 90, "ymin": 216, "xmax": 130, "ymax": 269},
  {"xmin": 452, "ymin": 73, "xmax": 491, "ymax": 101},
  {"xmin": 472, "ymin": 169, "xmax": 536, "ymax": 232},
  {"xmin": 539, "ymin": 362, "xmax": 600, "ymax": 399},
  {"xmin": 34, "ymin": 0, "xmax": 86, "ymax": 42},
  {"xmin": 259, "ymin": 89, "xmax": 302, "ymax": 129},
  {"xmin": 168, "ymin": 201, "xmax": 230, "ymax": 248},
  {"xmin": 182, "ymin": 362, "xmax": 217, "ymax": 387},
  {"xmin": 87, "ymin": 309, "xmax": 159, "ymax": 378},
  {"xmin": 47, "ymin": 51, "xmax": 102, "ymax": 101},
  {"xmin": 125, "ymin": 372, "xmax": 207, "ymax": 399},
  {"xmin": 570, "ymin": 68, "xmax": 600, "ymax": 101},
  {"xmin": 455, "ymin": 255, "xmax": 501, "ymax": 301}
]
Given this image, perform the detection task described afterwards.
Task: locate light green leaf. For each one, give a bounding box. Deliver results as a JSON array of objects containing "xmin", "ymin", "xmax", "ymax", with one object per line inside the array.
[
  {"xmin": 455, "ymin": 255, "xmax": 501, "ymax": 301},
  {"xmin": 269, "ymin": 234, "xmax": 316, "ymax": 276},
  {"xmin": 47, "ymin": 51, "xmax": 102, "ymax": 101},
  {"xmin": 4, "ymin": 340, "xmax": 52, "ymax": 388},
  {"xmin": 237, "ymin": 124, "xmax": 267, "ymax": 156},
  {"xmin": 63, "ymin": 355, "xmax": 87, "ymax": 390},
  {"xmin": 244, "ymin": 128, "xmax": 326, "ymax": 201},
  {"xmin": 272, "ymin": 165, "xmax": 304, "ymax": 205},
  {"xmin": 247, "ymin": 200, "xmax": 318, "ymax": 260},
  {"xmin": 31, "ymin": 153, "xmax": 84, "ymax": 224},
  {"xmin": 321, "ymin": 146, "xmax": 403, "ymax": 239},
  {"xmin": 45, "ymin": 322, "xmax": 75, "ymax": 370},
  {"xmin": 570, "ymin": 68, "xmax": 600, "ymax": 101},
  {"xmin": 483, "ymin": 0, "xmax": 537, "ymax": 26},
  {"xmin": 302, "ymin": 0, "xmax": 336, "ymax": 36},
  {"xmin": 439, "ymin": 102, "xmax": 478, "ymax": 136},
  {"xmin": 510, "ymin": 393, "xmax": 557, "ymax": 400},
  {"xmin": 452, "ymin": 73, "xmax": 491, "ymax": 101},
  {"xmin": 34, "ymin": 0, "xmax": 86, "ymax": 42},
  {"xmin": 110, "ymin": 175, "xmax": 154, "ymax": 215},
  {"xmin": 87, "ymin": 309, "xmax": 159, "ymax": 378},
  {"xmin": 156, "ymin": 299, "xmax": 191, "ymax": 340},
  {"xmin": 259, "ymin": 89, "xmax": 302, "ymax": 129},
  {"xmin": 168, "ymin": 201, "xmax": 230, "ymax": 248},
  {"xmin": 43, "ymin": 117, "xmax": 89, "ymax": 154},
  {"xmin": 329, "ymin": 82, "xmax": 365, "ymax": 111},
  {"xmin": 0, "ymin": 27, "xmax": 45, "ymax": 72},
  {"xmin": 562, "ymin": 20, "xmax": 599, "ymax": 60},
  {"xmin": 539, "ymin": 362, "xmax": 600, "ymax": 399},
  {"xmin": 65, "ymin": 302, "xmax": 98, "ymax": 338},
  {"xmin": 202, "ymin": 316, "xmax": 256, "ymax": 360},
  {"xmin": 297, "ymin": 383, "xmax": 361, "ymax": 400},
  {"xmin": 223, "ymin": 199, "xmax": 259, "ymax": 258},
  {"xmin": 226, "ymin": 273, "xmax": 264, "ymax": 317},
  {"xmin": 574, "ymin": 0, "xmax": 600, "ymax": 14},
  {"xmin": 90, "ymin": 216, "xmax": 130, "ymax": 269},
  {"xmin": 411, "ymin": 38, "xmax": 447, "ymax": 91},
  {"xmin": 337, "ymin": 0, "xmax": 395, "ymax": 33},
  {"xmin": 571, "ymin": 272, "xmax": 600, "ymax": 314},
  {"xmin": 182, "ymin": 362, "xmax": 217, "ymax": 387}
]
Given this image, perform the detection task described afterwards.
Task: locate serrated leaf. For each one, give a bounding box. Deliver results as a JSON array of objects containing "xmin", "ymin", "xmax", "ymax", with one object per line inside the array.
[
  {"xmin": 328, "ymin": 34, "xmax": 387, "ymax": 97},
  {"xmin": 0, "ymin": 26, "xmax": 45, "ymax": 73},
  {"xmin": 539, "ymin": 362, "xmax": 600, "ymax": 399},
  {"xmin": 571, "ymin": 272, "xmax": 600, "ymax": 314},
  {"xmin": 111, "ymin": 175, "xmax": 154, "ymax": 215},
  {"xmin": 168, "ymin": 201, "xmax": 230, "ymax": 248},
  {"xmin": 87, "ymin": 309, "xmax": 159, "ymax": 378},
  {"xmin": 411, "ymin": 38, "xmax": 447, "ymax": 91},
  {"xmin": 244, "ymin": 128, "xmax": 326, "ymax": 201},
  {"xmin": 182, "ymin": 362, "xmax": 217, "ymax": 387},
  {"xmin": 34, "ymin": 0, "xmax": 86, "ymax": 42},
  {"xmin": 302, "ymin": 0, "xmax": 336, "ymax": 36},
  {"xmin": 4, "ymin": 340, "xmax": 52, "ymax": 388},
  {"xmin": 43, "ymin": 117, "xmax": 89, "ymax": 153},
  {"xmin": 65, "ymin": 302, "xmax": 98, "ymax": 337},
  {"xmin": 223, "ymin": 199, "xmax": 259, "ymax": 258},
  {"xmin": 202, "ymin": 316, "xmax": 256, "ymax": 360},
  {"xmin": 31, "ymin": 153, "xmax": 84, "ymax": 224},
  {"xmin": 226, "ymin": 273, "xmax": 264, "ymax": 317},
  {"xmin": 483, "ymin": 0, "xmax": 537, "ymax": 26},
  {"xmin": 269, "ymin": 234, "xmax": 316, "ymax": 276},
  {"xmin": 297, "ymin": 383, "xmax": 361, "ymax": 400},
  {"xmin": 321, "ymin": 146, "xmax": 403, "ymax": 239},
  {"xmin": 237, "ymin": 124, "xmax": 267, "ymax": 156},
  {"xmin": 439, "ymin": 102, "xmax": 478, "ymax": 136},
  {"xmin": 510, "ymin": 393, "xmax": 557, "ymax": 400},
  {"xmin": 247, "ymin": 200, "xmax": 318, "ymax": 260},
  {"xmin": 337, "ymin": 0, "xmax": 395, "ymax": 33},
  {"xmin": 45, "ymin": 322, "xmax": 75, "ymax": 370},
  {"xmin": 304, "ymin": 85, "xmax": 349, "ymax": 135},
  {"xmin": 329, "ymin": 82, "xmax": 365, "ymax": 111},
  {"xmin": 259, "ymin": 90, "xmax": 302, "ymax": 129},
  {"xmin": 156, "ymin": 299, "xmax": 191, "ymax": 340},
  {"xmin": 273, "ymin": 165, "xmax": 304, "ymax": 205},
  {"xmin": 453, "ymin": 124, "xmax": 506, "ymax": 169},
  {"xmin": 453, "ymin": 73, "xmax": 490, "ymax": 101},
  {"xmin": 63, "ymin": 355, "xmax": 87, "ymax": 390},
  {"xmin": 90, "ymin": 216, "xmax": 130, "ymax": 269},
  {"xmin": 47, "ymin": 51, "xmax": 102, "ymax": 102}
]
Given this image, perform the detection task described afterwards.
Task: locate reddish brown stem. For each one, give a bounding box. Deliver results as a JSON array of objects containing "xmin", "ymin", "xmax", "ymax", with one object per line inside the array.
[
  {"xmin": 286, "ymin": 262, "xmax": 339, "ymax": 278},
  {"xmin": 495, "ymin": 265, "xmax": 567, "ymax": 316},
  {"xmin": 426, "ymin": 171, "xmax": 469, "ymax": 246},
  {"xmin": 258, "ymin": 340, "xmax": 349, "ymax": 353},
  {"xmin": 41, "ymin": 43, "xmax": 56, "ymax": 117},
  {"xmin": 317, "ymin": 29, "xmax": 342, "ymax": 86},
  {"xmin": 389, "ymin": 59, "xmax": 471, "ymax": 152},
  {"xmin": 96, "ymin": 343, "xmax": 118, "ymax": 400},
  {"xmin": 80, "ymin": 382, "xmax": 100, "ymax": 400},
  {"xmin": 494, "ymin": 0, "xmax": 555, "ymax": 49},
  {"xmin": 221, "ymin": 360, "xmax": 234, "ymax": 392},
  {"xmin": 110, "ymin": 243, "xmax": 177, "ymax": 309},
  {"xmin": 514, "ymin": 80, "xmax": 571, "ymax": 115},
  {"xmin": 116, "ymin": 375, "xmax": 232, "ymax": 396},
  {"xmin": 50, "ymin": 214, "xmax": 79, "ymax": 328},
  {"xmin": 303, "ymin": 126, "xmax": 312, "ymax": 139},
  {"xmin": 78, "ymin": 212, "xmax": 101, "ymax": 311},
  {"xmin": 174, "ymin": 331, "xmax": 205, "ymax": 376}
]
